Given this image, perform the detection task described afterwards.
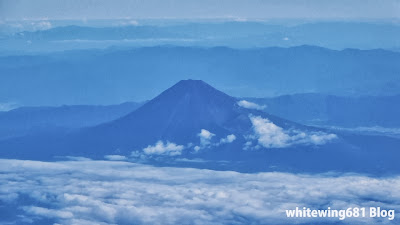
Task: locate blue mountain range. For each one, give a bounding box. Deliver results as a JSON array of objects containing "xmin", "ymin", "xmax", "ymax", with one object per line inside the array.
[
  {"xmin": 2, "ymin": 22, "xmax": 400, "ymax": 51},
  {"xmin": 1, "ymin": 46, "xmax": 400, "ymax": 106},
  {"xmin": 245, "ymin": 94, "xmax": 400, "ymax": 128},
  {"xmin": 1, "ymin": 80, "xmax": 399, "ymax": 175}
]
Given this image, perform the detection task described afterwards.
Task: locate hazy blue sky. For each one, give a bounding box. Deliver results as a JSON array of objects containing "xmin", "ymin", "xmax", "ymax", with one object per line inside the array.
[{"xmin": 1, "ymin": 0, "xmax": 399, "ymax": 21}]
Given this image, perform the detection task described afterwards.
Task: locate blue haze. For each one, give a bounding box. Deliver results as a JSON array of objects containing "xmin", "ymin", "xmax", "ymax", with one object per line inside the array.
[
  {"xmin": 1, "ymin": 46, "xmax": 400, "ymax": 106},
  {"xmin": 0, "ymin": 1, "xmax": 399, "ymax": 223}
]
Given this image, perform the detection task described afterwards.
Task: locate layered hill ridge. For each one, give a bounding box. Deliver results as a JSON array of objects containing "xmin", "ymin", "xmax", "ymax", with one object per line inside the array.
[{"xmin": 2, "ymin": 46, "xmax": 400, "ymax": 107}]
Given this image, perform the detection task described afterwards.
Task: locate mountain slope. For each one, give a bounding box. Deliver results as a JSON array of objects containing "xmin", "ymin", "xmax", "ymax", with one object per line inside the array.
[
  {"xmin": 0, "ymin": 102, "xmax": 142, "ymax": 140},
  {"xmin": 70, "ymin": 80, "xmax": 307, "ymax": 154},
  {"xmin": 0, "ymin": 80, "xmax": 399, "ymax": 174}
]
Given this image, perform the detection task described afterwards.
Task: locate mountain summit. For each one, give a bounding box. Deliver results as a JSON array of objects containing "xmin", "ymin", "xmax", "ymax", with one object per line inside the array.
[
  {"xmin": 119, "ymin": 79, "xmax": 241, "ymax": 136},
  {"xmin": 54, "ymin": 80, "xmax": 341, "ymax": 163},
  {"xmin": 1, "ymin": 80, "xmax": 400, "ymax": 174},
  {"xmin": 81, "ymin": 79, "xmax": 252, "ymax": 150}
]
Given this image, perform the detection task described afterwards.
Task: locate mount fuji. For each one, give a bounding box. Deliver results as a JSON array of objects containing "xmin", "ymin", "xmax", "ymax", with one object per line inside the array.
[{"xmin": 1, "ymin": 80, "xmax": 399, "ymax": 174}]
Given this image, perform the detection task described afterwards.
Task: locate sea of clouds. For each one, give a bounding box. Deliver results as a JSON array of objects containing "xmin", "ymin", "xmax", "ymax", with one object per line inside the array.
[{"xmin": 0, "ymin": 159, "xmax": 399, "ymax": 225}]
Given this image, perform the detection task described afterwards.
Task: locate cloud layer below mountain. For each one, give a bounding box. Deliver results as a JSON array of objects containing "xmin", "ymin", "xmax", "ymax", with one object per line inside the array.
[{"xmin": 0, "ymin": 159, "xmax": 398, "ymax": 225}]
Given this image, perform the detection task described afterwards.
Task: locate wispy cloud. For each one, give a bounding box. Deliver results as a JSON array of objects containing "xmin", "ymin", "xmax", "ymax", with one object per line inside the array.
[
  {"xmin": 1, "ymin": 20, "xmax": 52, "ymax": 33},
  {"xmin": 115, "ymin": 19, "xmax": 139, "ymax": 26},
  {"xmin": 325, "ymin": 126, "xmax": 400, "ymax": 136},
  {"xmin": 0, "ymin": 159, "xmax": 398, "ymax": 225},
  {"xmin": 104, "ymin": 155, "xmax": 127, "ymax": 161},
  {"xmin": 0, "ymin": 102, "xmax": 19, "ymax": 111},
  {"xmin": 238, "ymin": 100, "xmax": 266, "ymax": 110}
]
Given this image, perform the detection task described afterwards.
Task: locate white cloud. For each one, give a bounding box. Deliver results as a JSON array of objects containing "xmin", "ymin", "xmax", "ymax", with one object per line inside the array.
[
  {"xmin": 198, "ymin": 129, "xmax": 215, "ymax": 147},
  {"xmin": 250, "ymin": 116, "xmax": 290, "ymax": 148},
  {"xmin": 132, "ymin": 131, "xmax": 236, "ymax": 158},
  {"xmin": 104, "ymin": 155, "xmax": 127, "ymax": 161},
  {"xmin": 243, "ymin": 141, "xmax": 253, "ymax": 150},
  {"xmin": 220, "ymin": 134, "xmax": 237, "ymax": 144},
  {"xmin": 143, "ymin": 141, "xmax": 184, "ymax": 156},
  {"xmin": 249, "ymin": 115, "xmax": 337, "ymax": 148},
  {"xmin": 308, "ymin": 133, "xmax": 337, "ymax": 145},
  {"xmin": 195, "ymin": 131, "xmax": 237, "ymax": 150},
  {"xmin": 199, "ymin": 129, "xmax": 215, "ymax": 140},
  {"xmin": 238, "ymin": 100, "xmax": 266, "ymax": 110},
  {"xmin": 0, "ymin": 159, "xmax": 398, "ymax": 225}
]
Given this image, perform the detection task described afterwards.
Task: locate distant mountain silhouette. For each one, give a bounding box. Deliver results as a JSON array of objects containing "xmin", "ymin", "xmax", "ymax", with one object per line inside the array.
[
  {"xmin": 1, "ymin": 46, "xmax": 400, "ymax": 106},
  {"xmin": 245, "ymin": 94, "xmax": 400, "ymax": 128},
  {"xmin": 1, "ymin": 80, "xmax": 399, "ymax": 174},
  {"xmin": 5, "ymin": 22, "xmax": 400, "ymax": 50},
  {"xmin": 0, "ymin": 102, "xmax": 142, "ymax": 140}
]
